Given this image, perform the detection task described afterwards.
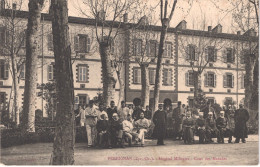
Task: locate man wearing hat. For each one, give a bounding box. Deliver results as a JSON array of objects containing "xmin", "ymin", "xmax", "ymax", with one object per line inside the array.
[
  {"xmin": 85, "ymin": 100, "xmax": 98, "ymax": 147},
  {"xmin": 172, "ymin": 101, "xmax": 184, "ymax": 140},
  {"xmin": 153, "ymin": 104, "xmax": 167, "ymax": 145},
  {"xmin": 196, "ymin": 112, "xmax": 206, "ymax": 144},
  {"xmin": 234, "ymin": 104, "xmax": 249, "ymax": 143},
  {"xmin": 216, "ymin": 110, "xmax": 232, "ymax": 143},
  {"xmin": 205, "ymin": 112, "xmax": 219, "ymax": 143}
]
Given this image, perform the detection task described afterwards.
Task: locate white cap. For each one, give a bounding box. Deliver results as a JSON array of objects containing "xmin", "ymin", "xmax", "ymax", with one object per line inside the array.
[
  {"xmin": 208, "ymin": 112, "xmax": 213, "ymax": 115},
  {"xmin": 220, "ymin": 111, "xmax": 225, "ymax": 114},
  {"xmin": 112, "ymin": 113, "xmax": 118, "ymax": 117},
  {"xmin": 199, "ymin": 112, "xmax": 204, "ymax": 116}
]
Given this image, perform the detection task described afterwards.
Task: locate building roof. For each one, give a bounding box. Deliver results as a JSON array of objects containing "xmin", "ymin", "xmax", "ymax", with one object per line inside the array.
[{"xmin": 0, "ymin": 9, "xmax": 258, "ymax": 42}]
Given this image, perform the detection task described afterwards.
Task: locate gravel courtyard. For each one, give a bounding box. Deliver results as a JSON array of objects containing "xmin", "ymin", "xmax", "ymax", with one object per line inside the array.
[{"xmin": 1, "ymin": 135, "xmax": 258, "ymax": 165}]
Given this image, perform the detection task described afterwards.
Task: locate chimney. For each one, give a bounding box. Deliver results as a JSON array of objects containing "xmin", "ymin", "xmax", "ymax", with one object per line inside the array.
[
  {"xmin": 123, "ymin": 13, "xmax": 128, "ymax": 23},
  {"xmin": 208, "ymin": 26, "xmax": 212, "ymax": 32},
  {"xmin": 212, "ymin": 24, "xmax": 222, "ymax": 33},
  {"xmin": 237, "ymin": 31, "xmax": 241, "ymax": 35},
  {"xmin": 12, "ymin": 3, "xmax": 16, "ymax": 10},
  {"xmin": 97, "ymin": 10, "xmax": 106, "ymax": 21},
  {"xmin": 243, "ymin": 28, "xmax": 256, "ymax": 36},
  {"xmin": 176, "ymin": 20, "xmax": 187, "ymax": 30},
  {"xmin": 0, "ymin": 0, "xmax": 5, "ymax": 11}
]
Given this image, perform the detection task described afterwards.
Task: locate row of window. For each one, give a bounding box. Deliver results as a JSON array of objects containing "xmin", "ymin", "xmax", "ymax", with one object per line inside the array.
[
  {"xmin": 186, "ymin": 44, "xmax": 249, "ymax": 64},
  {"xmin": 133, "ymin": 68, "xmax": 173, "ymax": 86},
  {"xmin": 185, "ymin": 71, "xmax": 245, "ymax": 89}
]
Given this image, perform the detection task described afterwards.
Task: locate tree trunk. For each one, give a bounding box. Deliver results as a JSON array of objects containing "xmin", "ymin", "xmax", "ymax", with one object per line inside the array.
[
  {"xmin": 50, "ymin": 0, "xmax": 75, "ymax": 165},
  {"xmin": 10, "ymin": 54, "xmax": 19, "ymax": 125},
  {"xmin": 141, "ymin": 64, "xmax": 150, "ymax": 108},
  {"xmin": 22, "ymin": 0, "xmax": 44, "ymax": 132},
  {"xmin": 99, "ymin": 42, "xmax": 117, "ymax": 107},
  {"xmin": 154, "ymin": 19, "xmax": 168, "ymax": 111},
  {"xmin": 116, "ymin": 70, "xmax": 125, "ymax": 108},
  {"xmin": 193, "ymin": 71, "xmax": 201, "ymax": 101},
  {"xmin": 244, "ymin": 54, "xmax": 257, "ymax": 109}
]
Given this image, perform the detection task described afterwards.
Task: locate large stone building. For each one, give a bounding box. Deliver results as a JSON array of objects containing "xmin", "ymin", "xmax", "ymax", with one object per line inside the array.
[{"xmin": 0, "ymin": 6, "xmax": 258, "ymax": 118}]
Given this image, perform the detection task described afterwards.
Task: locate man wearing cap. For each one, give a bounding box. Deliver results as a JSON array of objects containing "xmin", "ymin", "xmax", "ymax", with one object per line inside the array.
[
  {"xmin": 85, "ymin": 100, "xmax": 98, "ymax": 147},
  {"xmin": 110, "ymin": 113, "xmax": 124, "ymax": 148},
  {"xmin": 172, "ymin": 101, "xmax": 184, "ymax": 140},
  {"xmin": 182, "ymin": 112, "xmax": 196, "ymax": 144},
  {"xmin": 153, "ymin": 104, "xmax": 167, "ymax": 145},
  {"xmin": 205, "ymin": 112, "xmax": 219, "ymax": 143},
  {"xmin": 196, "ymin": 112, "xmax": 206, "ymax": 144},
  {"xmin": 234, "ymin": 104, "xmax": 249, "ymax": 143},
  {"xmin": 216, "ymin": 111, "xmax": 232, "ymax": 143}
]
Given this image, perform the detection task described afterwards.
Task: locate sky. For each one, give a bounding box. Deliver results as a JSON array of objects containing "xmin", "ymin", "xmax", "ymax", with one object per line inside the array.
[{"xmin": 5, "ymin": 0, "xmax": 246, "ymax": 34}]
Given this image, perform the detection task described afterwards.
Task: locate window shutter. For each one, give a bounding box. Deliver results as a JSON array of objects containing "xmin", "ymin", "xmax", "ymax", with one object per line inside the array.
[
  {"xmin": 195, "ymin": 46, "xmax": 199, "ymax": 61},
  {"xmin": 223, "ymin": 74, "xmax": 227, "ymax": 88},
  {"xmin": 162, "ymin": 69, "xmax": 167, "ymax": 85},
  {"xmin": 214, "ymin": 48, "xmax": 217, "ymax": 62},
  {"xmin": 241, "ymin": 75, "xmax": 245, "ymax": 89},
  {"xmin": 53, "ymin": 64, "xmax": 56, "ymax": 80},
  {"xmin": 232, "ymin": 74, "xmax": 234, "ymax": 88},
  {"xmin": 240, "ymin": 52, "xmax": 245, "ymax": 64},
  {"xmin": 146, "ymin": 42, "xmax": 150, "ymax": 57},
  {"xmin": 138, "ymin": 69, "xmax": 141, "ymax": 83},
  {"xmin": 232, "ymin": 49, "xmax": 235, "ymax": 63},
  {"xmin": 204, "ymin": 73, "xmax": 208, "ymax": 87},
  {"xmin": 185, "ymin": 72, "xmax": 189, "ymax": 86},
  {"xmin": 214, "ymin": 73, "xmax": 216, "ymax": 87},
  {"xmin": 86, "ymin": 35, "xmax": 91, "ymax": 53},
  {"xmin": 186, "ymin": 46, "xmax": 190, "ymax": 60},
  {"xmin": 223, "ymin": 49, "xmax": 227, "ymax": 63},
  {"xmin": 205, "ymin": 47, "xmax": 208, "ymax": 62},
  {"xmin": 74, "ymin": 35, "xmax": 79, "ymax": 51},
  {"xmin": 170, "ymin": 69, "xmax": 173, "ymax": 85},
  {"xmin": 4, "ymin": 63, "xmax": 8, "ymax": 79},
  {"xmin": 47, "ymin": 65, "xmax": 50, "ymax": 80},
  {"xmin": 47, "ymin": 34, "xmax": 53, "ymax": 51}
]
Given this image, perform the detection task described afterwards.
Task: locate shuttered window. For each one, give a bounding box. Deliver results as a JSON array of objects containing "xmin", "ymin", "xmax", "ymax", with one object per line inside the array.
[
  {"xmin": 223, "ymin": 73, "xmax": 234, "ymax": 88},
  {"xmin": 241, "ymin": 75, "xmax": 245, "ymax": 89},
  {"xmin": 148, "ymin": 41, "xmax": 157, "ymax": 57},
  {"xmin": 206, "ymin": 46, "xmax": 217, "ymax": 62},
  {"xmin": 163, "ymin": 69, "xmax": 172, "ymax": 86},
  {"xmin": 149, "ymin": 68, "xmax": 156, "ymax": 85},
  {"xmin": 48, "ymin": 65, "xmax": 54, "ymax": 81},
  {"xmin": 226, "ymin": 48, "xmax": 235, "ymax": 63},
  {"xmin": 133, "ymin": 68, "xmax": 141, "ymax": 84},
  {"xmin": 185, "ymin": 71, "xmax": 194, "ymax": 86},
  {"xmin": 163, "ymin": 42, "xmax": 172, "ymax": 58},
  {"xmin": 0, "ymin": 60, "xmax": 8, "ymax": 80},
  {"xmin": 241, "ymin": 49, "xmax": 249, "ymax": 64},
  {"xmin": 187, "ymin": 45, "xmax": 196, "ymax": 61},
  {"xmin": 133, "ymin": 39, "xmax": 142, "ymax": 56},
  {"xmin": 74, "ymin": 34, "xmax": 91, "ymax": 53},
  {"xmin": 78, "ymin": 65, "xmax": 88, "ymax": 82},
  {"xmin": 20, "ymin": 63, "xmax": 25, "ymax": 80},
  {"xmin": 204, "ymin": 72, "xmax": 216, "ymax": 87},
  {"xmin": 47, "ymin": 33, "xmax": 53, "ymax": 51}
]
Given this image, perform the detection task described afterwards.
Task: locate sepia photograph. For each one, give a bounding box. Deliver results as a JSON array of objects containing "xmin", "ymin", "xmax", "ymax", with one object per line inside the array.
[{"xmin": 0, "ymin": 0, "xmax": 259, "ymax": 165}]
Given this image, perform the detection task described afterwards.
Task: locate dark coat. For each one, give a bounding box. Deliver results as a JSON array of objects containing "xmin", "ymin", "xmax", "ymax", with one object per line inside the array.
[
  {"xmin": 201, "ymin": 106, "xmax": 216, "ymax": 119},
  {"xmin": 144, "ymin": 110, "xmax": 152, "ymax": 120},
  {"xmin": 97, "ymin": 120, "xmax": 110, "ymax": 132},
  {"xmin": 132, "ymin": 107, "xmax": 144, "ymax": 121},
  {"xmin": 107, "ymin": 107, "xmax": 117, "ymax": 120},
  {"xmin": 234, "ymin": 108, "xmax": 249, "ymax": 138},
  {"xmin": 152, "ymin": 110, "xmax": 167, "ymax": 138},
  {"xmin": 216, "ymin": 117, "xmax": 228, "ymax": 129},
  {"xmin": 205, "ymin": 118, "xmax": 217, "ymax": 130},
  {"xmin": 110, "ymin": 119, "xmax": 123, "ymax": 135},
  {"xmin": 196, "ymin": 118, "xmax": 206, "ymax": 128}
]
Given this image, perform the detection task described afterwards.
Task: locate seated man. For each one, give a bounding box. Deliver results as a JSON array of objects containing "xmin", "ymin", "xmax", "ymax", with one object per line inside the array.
[
  {"xmin": 122, "ymin": 114, "xmax": 138, "ymax": 146},
  {"xmin": 216, "ymin": 111, "xmax": 232, "ymax": 143},
  {"xmin": 182, "ymin": 112, "xmax": 195, "ymax": 144},
  {"xmin": 110, "ymin": 113, "xmax": 124, "ymax": 148},
  {"xmin": 96, "ymin": 114, "xmax": 111, "ymax": 148},
  {"xmin": 134, "ymin": 112, "xmax": 150, "ymax": 147},
  {"xmin": 205, "ymin": 112, "xmax": 219, "ymax": 143},
  {"xmin": 195, "ymin": 112, "xmax": 206, "ymax": 144}
]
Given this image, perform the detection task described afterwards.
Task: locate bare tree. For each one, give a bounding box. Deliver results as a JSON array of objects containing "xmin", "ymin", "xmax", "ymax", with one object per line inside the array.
[
  {"xmin": 153, "ymin": 0, "xmax": 178, "ymax": 111},
  {"xmin": 78, "ymin": 0, "xmax": 138, "ymax": 106},
  {"xmin": 211, "ymin": 0, "xmax": 259, "ymax": 110},
  {"xmin": 130, "ymin": 14, "xmax": 159, "ymax": 107},
  {"xmin": 0, "ymin": 1, "xmax": 27, "ymax": 126},
  {"xmin": 50, "ymin": 0, "xmax": 75, "ymax": 164}
]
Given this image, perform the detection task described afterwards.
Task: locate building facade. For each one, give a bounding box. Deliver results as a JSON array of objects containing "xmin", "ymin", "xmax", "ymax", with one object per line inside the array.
[{"xmin": 0, "ymin": 8, "xmax": 258, "ymax": 118}]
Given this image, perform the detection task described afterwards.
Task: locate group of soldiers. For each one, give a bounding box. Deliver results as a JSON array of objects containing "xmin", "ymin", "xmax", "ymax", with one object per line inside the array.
[
  {"xmin": 75, "ymin": 99, "xmax": 250, "ymax": 148},
  {"xmin": 167, "ymin": 101, "xmax": 250, "ymax": 144}
]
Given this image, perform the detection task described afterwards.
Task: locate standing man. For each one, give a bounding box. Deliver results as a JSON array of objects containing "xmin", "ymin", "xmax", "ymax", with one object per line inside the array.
[
  {"xmin": 202, "ymin": 101, "xmax": 216, "ymax": 120},
  {"xmin": 107, "ymin": 101, "xmax": 117, "ymax": 120},
  {"xmin": 97, "ymin": 103, "xmax": 108, "ymax": 120},
  {"xmin": 85, "ymin": 100, "xmax": 98, "ymax": 147},
  {"xmin": 172, "ymin": 102, "xmax": 183, "ymax": 140},
  {"xmin": 152, "ymin": 104, "xmax": 167, "ymax": 145},
  {"xmin": 234, "ymin": 104, "xmax": 249, "ymax": 143},
  {"xmin": 118, "ymin": 101, "xmax": 129, "ymax": 122}
]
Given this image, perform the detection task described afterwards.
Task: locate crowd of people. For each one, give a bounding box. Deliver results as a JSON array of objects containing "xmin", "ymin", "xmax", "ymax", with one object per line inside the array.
[{"xmin": 75, "ymin": 99, "xmax": 250, "ymax": 149}]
